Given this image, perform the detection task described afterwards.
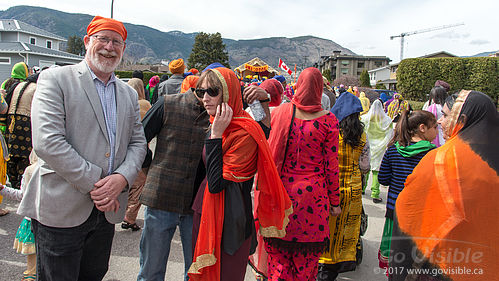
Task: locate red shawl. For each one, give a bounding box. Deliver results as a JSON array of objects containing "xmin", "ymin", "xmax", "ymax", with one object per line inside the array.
[
  {"xmin": 188, "ymin": 67, "xmax": 292, "ymax": 281},
  {"xmin": 269, "ymin": 67, "xmax": 324, "ymax": 172},
  {"xmin": 259, "ymin": 79, "xmax": 283, "ymax": 107},
  {"xmin": 291, "ymin": 67, "xmax": 323, "ymax": 112}
]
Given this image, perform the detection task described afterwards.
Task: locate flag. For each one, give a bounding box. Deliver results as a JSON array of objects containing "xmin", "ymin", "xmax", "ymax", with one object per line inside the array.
[{"xmin": 279, "ymin": 58, "xmax": 292, "ymax": 75}]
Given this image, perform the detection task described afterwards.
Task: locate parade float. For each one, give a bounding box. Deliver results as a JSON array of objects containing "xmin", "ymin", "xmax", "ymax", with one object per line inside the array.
[{"xmin": 234, "ymin": 57, "xmax": 279, "ymax": 80}]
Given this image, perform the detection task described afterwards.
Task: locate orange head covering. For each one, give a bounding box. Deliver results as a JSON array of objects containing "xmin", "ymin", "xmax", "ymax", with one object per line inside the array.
[
  {"xmin": 292, "ymin": 67, "xmax": 323, "ymax": 112},
  {"xmin": 189, "ymin": 68, "xmax": 199, "ymax": 75},
  {"xmin": 188, "ymin": 67, "xmax": 292, "ymax": 281},
  {"xmin": 169, "ymin": 59, "xmax": 185, "ymax": 74},
  {"xmin": 86, "ymin": 16, "xmax": 127, "ymax": 41},
  {"xmin": 180, "ymin": 75, "xmax": 199, "ymax": 93}
]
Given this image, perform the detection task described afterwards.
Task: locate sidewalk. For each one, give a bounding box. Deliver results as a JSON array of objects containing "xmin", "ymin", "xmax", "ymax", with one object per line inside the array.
[{"xmin": 0, "ymin": 186, "xmax": 388, "ymax": 281}]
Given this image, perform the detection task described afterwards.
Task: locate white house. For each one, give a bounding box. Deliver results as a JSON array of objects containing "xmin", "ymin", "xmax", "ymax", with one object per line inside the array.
[
  {"xmin": 368, "ymin": 65, "xmax": 390, "ymax": 87},
  {"xmin": 0, "ymin": 19, "xmax": 83, "ymax": 81}
]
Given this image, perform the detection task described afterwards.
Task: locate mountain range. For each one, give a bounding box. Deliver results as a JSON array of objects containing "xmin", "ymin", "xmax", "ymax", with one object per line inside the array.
[
  {"xmin": 0, "ymin": 5, "xmax": 357, "ymax": 68},
  {"xmin": 465, "ymin": 51, "xmax": 498, "ymax": 57}
]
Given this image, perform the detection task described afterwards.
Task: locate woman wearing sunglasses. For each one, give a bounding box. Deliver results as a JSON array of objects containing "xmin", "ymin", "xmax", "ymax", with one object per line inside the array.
[{"xmin": 188, "ymin": 67, "xmax": 292, "ymax": 281}]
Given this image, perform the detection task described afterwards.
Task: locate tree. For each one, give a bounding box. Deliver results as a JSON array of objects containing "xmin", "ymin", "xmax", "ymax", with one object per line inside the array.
[
  {"xmin": 188, "ymin": 32, "xmax": 230, "ymax": 71},
  {"xmin": 359, "ymin": 70, "xmax": 371, "ymax": 87},
  {"xmin": 322, "ymin": 69, "xmax": 332, "ymax": 82},
  {"xmin": 66, "ymin": 35, "xmax": 85, "ymax": 56}
]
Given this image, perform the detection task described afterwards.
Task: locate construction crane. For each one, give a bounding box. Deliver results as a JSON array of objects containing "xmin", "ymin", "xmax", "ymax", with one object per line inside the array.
[{"xmin": 390, "ymin": 23, "xmax": 464, "ymax": 61}]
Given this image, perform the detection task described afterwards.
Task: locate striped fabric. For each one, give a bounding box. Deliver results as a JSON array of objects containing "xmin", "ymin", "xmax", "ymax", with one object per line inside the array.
[
  {"xmin": 378, "ymin": 144, "xmax": 432, "ymax": 219},
  {"xmin": 140, "ymin": 92, "xmax": 210, "ymax": 214},
  {"xmin": 320, "ymin": 132, "xmax": 366, "ymax": 265},
  {"xmin": 89, "ymin": 68, "xmax": 117, "ymax": 175}
]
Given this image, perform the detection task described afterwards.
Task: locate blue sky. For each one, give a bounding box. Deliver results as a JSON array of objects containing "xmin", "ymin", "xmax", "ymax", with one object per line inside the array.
[{"xmin": 2, "ymin": 0, "xmax": 497, "ymax": 63}]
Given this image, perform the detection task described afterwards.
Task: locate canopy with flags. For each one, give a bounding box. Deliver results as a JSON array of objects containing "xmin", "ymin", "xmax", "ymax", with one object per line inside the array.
[{"xmin": 234, "ymin": 57, "xmax": 279, "ymax": 79}]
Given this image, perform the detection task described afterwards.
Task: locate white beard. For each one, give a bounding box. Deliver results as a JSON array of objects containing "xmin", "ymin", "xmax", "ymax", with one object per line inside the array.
[{"xmin": 88, "ymin": 50, "xmax": 121, "ymax": 74}]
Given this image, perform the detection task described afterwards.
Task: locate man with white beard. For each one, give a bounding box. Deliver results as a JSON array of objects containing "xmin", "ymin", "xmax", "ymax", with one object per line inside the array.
[{"xmin": 18, "ymin": 16, "xmax": 146, "ymax": 280}]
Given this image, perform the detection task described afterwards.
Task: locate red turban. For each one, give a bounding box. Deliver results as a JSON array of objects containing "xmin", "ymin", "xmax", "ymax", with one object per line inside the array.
[
  {"xmin": 87, "ymin": 16, "xmax": 127, "ymax": 41},
  {"xmin": 434, "ymin": 80, "xmax": 451, "ymax": 92},
  {"xmin": 181, "ymin": 75, "xmax": 199, "ymax": 93}
]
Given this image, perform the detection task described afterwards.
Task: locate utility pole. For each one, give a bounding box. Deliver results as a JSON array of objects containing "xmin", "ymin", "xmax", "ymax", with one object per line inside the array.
[
  {"xmin": 111, "ymin": 0, "xmax": 114, "ymax": 18},
  {"xmin": 302, "ymin": 55, "xmax": 309, "ymax": 71}
]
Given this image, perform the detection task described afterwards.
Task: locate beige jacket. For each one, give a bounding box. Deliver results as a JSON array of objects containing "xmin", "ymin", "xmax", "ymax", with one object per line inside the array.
[{"xmin": 18, "ymin": 61, "xmax": 147, "ymax": 227}]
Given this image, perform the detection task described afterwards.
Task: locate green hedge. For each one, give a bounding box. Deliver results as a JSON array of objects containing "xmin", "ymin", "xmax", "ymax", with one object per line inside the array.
[
  {"xmin": 407, "ymin": 100, "xmax": 425, "ymax": 110},
  {"xmin": 114, "ymin": 71, "xmax": 168, "ymax": 84},
  {"xmin": 397, "ymin": 57, "xmax": 499, "ymax": 104}
]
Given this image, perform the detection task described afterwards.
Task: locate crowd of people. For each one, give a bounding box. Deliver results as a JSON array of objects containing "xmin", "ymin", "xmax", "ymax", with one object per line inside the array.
[{"xmin": 0, "ymin": 15, "xmax": 497, "ymax": 281}]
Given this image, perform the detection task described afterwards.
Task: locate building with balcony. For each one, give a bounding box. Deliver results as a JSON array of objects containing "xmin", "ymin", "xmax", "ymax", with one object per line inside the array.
[{"xmin": 316, "ymin": 51, "xmax": 391, "ymax": 81}]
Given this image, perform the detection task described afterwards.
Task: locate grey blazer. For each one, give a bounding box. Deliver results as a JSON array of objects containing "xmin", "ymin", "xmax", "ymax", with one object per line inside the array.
[{"xmin": 18, "ymin": 61, "xmax": 146, "ymax": 227}]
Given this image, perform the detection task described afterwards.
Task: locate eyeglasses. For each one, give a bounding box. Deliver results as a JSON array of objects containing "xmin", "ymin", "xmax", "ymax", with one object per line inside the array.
[
  {"xmin": 92, "ymin": 35, "xmax": 125, "ymax": 47},
  {"xmin": 195, "ymin": 87, "xmax": 219, "ymax": 98}
]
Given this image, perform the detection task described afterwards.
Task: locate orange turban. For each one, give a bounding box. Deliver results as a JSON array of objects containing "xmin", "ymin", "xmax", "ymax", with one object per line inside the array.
[
  {"xmin": 189, "ymin": 68, "xmax": 199, "ymax": 75},
  {"xmin": 87, "ymin": 16, "xmax": 127, "ymax": 41},
  {"xmin": 181, "ymin": 75, "xmax": 199, "ymax": 93},
  {"xmin": 169, "ymin": 59, "xmax": 185, "ymax": 74}
]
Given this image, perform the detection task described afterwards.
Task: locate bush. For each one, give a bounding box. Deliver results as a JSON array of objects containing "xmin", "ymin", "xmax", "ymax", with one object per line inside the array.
[
  {"xmin": 397, "ymin": 57, "xmax": 499, "ymax": 104},
  {"xmin": 407, "ymin": 100, "xmax": 425, "ymax": 110},
  {"xmin": 114, "ymin": 71, "xmax": 168, "ymax": 84},
  {"xmin": 375, "ymin": 80, "xmax": 386, "ymax": 89}
]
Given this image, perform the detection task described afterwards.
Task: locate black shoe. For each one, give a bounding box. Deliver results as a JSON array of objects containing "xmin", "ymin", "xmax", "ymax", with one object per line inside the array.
[
  {"xmin": 372, "ymin": 198, "xmax": 383, "ymax": 204},
  {"xmin": 121, "ymin": 221, "xmax": 141, "ymax": 231}
]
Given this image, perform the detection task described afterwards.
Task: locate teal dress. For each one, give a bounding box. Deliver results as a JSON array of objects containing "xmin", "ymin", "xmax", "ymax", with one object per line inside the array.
[
  {"xmin": 1, "ymin": 172, "xmax": 36, "ymax": 255},
  {"xmin": 14, "ymin": 218, "xmax": 35, "ymax": 255}
]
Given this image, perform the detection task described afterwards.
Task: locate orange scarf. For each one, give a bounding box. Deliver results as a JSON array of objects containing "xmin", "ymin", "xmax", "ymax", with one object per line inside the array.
[
  {"xmin": 188, "ymin": 68, "xmax": 292, "ymax": 281},
  {"xmin": 393, "ymin": 90, "xmax": 499, "ymax": 280}
]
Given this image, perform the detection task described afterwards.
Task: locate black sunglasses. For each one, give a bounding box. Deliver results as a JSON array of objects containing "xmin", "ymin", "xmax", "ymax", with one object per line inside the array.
[{"xmin": 195, "ymin": 87, "xmax": 219, "ymax": 98}]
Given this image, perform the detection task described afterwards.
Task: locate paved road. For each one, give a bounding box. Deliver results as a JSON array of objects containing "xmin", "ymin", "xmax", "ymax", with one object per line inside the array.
[{"xmin": 0, "ymin": 182, "xmax": 389, "ymax": 281}]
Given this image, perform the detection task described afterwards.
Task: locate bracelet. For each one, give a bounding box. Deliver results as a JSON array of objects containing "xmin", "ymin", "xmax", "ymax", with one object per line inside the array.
[{"xmin": 260, "ymin": 98, "xmax": 270, "ymax": 103}]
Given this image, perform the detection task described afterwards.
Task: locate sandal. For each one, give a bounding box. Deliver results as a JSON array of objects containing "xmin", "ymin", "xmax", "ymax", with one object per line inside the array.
[
  {"xmin": 121, "ymin": 221, "xmax": 141, "ymax": 231},
  {"xmin": 23, "ymin": 273, "xmax": 36, "ymax": 280}
]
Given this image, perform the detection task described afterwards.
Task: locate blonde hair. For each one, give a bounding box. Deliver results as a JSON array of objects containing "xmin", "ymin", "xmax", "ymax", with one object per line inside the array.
[
  {"xmin": 196, "ymin": 70, "xmax": 222, "ymax": 95},
  {"xmin": 127, "ymin": 78, "xmax": 146, "ymax": 100}
]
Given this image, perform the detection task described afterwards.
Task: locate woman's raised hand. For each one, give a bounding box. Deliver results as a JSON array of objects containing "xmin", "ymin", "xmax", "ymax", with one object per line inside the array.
[{"xmin": 211, "ymin": 103, "xmax": 233, "ymax": 139}]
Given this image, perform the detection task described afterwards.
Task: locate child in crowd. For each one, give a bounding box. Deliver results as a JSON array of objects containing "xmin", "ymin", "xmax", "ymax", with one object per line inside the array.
[
  {"xmin": 377, "ymin": 110, "xmax": 437, "ymax": 272},
  {"xmin": 0, "ymin": 151, "xmax": 38, "ymax": 280}
]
